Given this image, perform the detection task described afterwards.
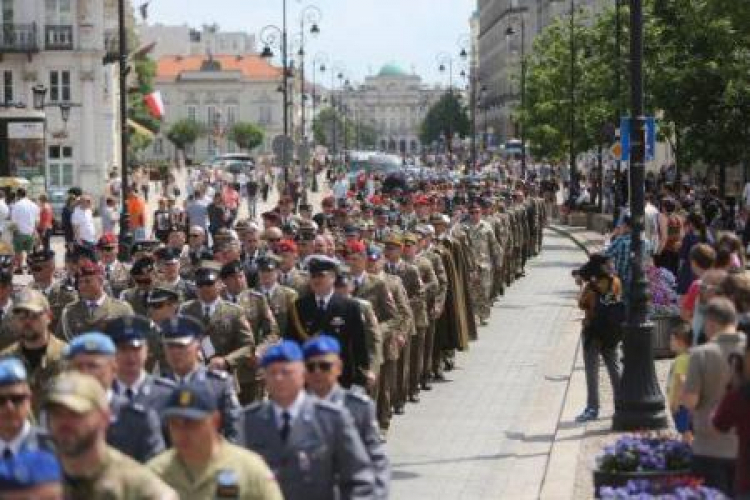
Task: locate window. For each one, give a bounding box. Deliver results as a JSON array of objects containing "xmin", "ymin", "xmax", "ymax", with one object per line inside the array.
[
  {"xmin": 0, "ymin": 0, "xmax": 12, "ymax": 24},
  {"xmin": 207, "ymin": 105, "xmax": 218, "ymax": 127},
  {"xmin": 49, "ymin": 70, "xmax": 71, "ymax": 102},
  {"xmin": 2, "ymin": 71, "xmax": 12, "ymax": 104},
  {"xmin": 187, "ymin": 105, "xmax": 196, "ymax": 121},
  {"xmin": 45, "ymin": 0, "xmax": 72, "ymax": 24},
  {"xmin": 48, "ymin": 145, "xmax": 74, "ymax": 188},
  {"xmin": 207, "ymin": 136, "xmax": 218, "ymax": 157},
  {"xmin": 226, "ymin": 105, "xmax": 237, "ymax": 126}
]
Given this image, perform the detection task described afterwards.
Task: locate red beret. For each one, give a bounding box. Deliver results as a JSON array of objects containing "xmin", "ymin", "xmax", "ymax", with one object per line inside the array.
[
  {"xmin": 77, "ymin": 260, "xmax": 103, "ymax": 277},
  {"xmin": 414, "ymin": 195, "xmax": 430, "ymax": 206},
  {"xmin": 277, "ymin": 239, "xmax": 298, "ymax": 253},
  {"xmin": 345, "ymin": 240, "xmax": 367, "ymax": 256}
]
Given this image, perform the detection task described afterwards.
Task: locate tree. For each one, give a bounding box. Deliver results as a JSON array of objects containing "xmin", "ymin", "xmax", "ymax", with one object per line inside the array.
[
  {"xmin": 419, "ymin": 92, "xmax": 470, "ymax": 149},
  {"xmin": 313, "ymin": 108, "xmax": 345, "ymax": 150},
  {"xmin": 228, "ymin": 122, "xmax": 265, "ymax": 152},
  {"xmin": 166, "ymin": 119, "xmax": 205, "ymax": 161}
]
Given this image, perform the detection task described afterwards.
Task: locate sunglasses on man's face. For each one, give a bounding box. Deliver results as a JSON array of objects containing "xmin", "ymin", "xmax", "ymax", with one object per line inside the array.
[
  {"xmin": 0, "ymin": 393, "xmax": 29, "ymax": 407},
  {"xmin": 101, "ymin": 246, "xmax": 116, "ymax": 252},
  {"xmin": 14, "ymin": 310, "xmax": 43, "ymax": 320},
  {"xmin": 305, "ymin": 360, "xmax": 334, "ymax": 373}
]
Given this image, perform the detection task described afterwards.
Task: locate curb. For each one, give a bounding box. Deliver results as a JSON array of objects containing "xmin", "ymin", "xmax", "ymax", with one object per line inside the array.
[{"xmin": 548, "ymin": 224, "xmax": 606, "ymax": 256}]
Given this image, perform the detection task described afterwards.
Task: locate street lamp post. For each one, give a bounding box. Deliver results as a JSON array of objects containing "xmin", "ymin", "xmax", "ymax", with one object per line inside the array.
[
  {"xmin": 260, "ymin": 24, "xmax": 290, "ymax": 186},
  {"xmin": 437, "ymin": 51, "xmax": 459, "ymax": 162},
  {"xmin": 612, "ymin": 0, "xmax": 623, "ymax": 226},
  {"xmin": 569, "ymin": 0, "xmax": 578, "ymax": 204},
  {"xmin": 311, "ymin": 53, "xmax": 328, "ymax": 144},
  {"xmin": 457, "ymin": 34, "xmax": 476, "ymax": 172},
  {"xmin": 118, "ymin": 0, "xmax": 131, "ymax": 260},
  {"xmin": 612, "ymin": 0, "xmax": 668, "ymax": 431},
  {"xmin": 506, "ymin": 8, "xmax": 528, "ymax": 179},
  {"xmin": 297, "ymin": 5, "xmax": 322, "ymax": 146}
]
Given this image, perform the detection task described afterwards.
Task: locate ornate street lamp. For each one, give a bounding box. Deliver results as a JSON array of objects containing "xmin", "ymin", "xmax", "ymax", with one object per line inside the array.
[{"xmin": 505, "ymin": 6, "xmax": 529, "ymax": 178}]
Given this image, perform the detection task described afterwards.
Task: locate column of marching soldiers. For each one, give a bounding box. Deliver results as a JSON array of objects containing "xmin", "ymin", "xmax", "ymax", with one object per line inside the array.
[{"xmin": 0, "ymin": 178, "xmax": 547, "ymax": 499}]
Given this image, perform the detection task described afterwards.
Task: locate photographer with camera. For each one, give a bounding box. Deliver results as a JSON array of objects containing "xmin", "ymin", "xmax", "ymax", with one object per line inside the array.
[{"xmin": 573, "ymin": 253, "xmax": 624, "ymax": 423}]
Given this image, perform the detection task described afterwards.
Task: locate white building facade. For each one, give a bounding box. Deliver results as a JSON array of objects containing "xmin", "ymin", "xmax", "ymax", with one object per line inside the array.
[
  {"xmin": 0, "ymin": 0, "xmax": 121, "ymax": 199},
  {"xmin": 145, "ymin": 54, "xmax": 284, "ymax": 163},
  {"xmin": 138, "ymin": 23, "xmax": 256, "ymax": 61},
  {"xmin": 341, "ymin": 64, "xmax": 444, "ymax": 155}
]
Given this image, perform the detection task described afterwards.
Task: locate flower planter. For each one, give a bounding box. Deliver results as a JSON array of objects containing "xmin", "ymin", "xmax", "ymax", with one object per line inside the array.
[
  {"xmin": 593, "ymin": 469, "xmax": 692, "ymax": 498},
  {"xmin": 650, "ymin": 314, "xmax": 681, "ymax": 359}
]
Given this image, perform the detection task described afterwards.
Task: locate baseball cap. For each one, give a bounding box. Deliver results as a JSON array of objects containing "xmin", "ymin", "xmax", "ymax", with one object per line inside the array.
[
  {"xmin": 12, "ymin": 289, "xmax": 50, "ymax": 314},
  {"xmin": 0, "ymin": 358, "xmax": 27, "ymax": 387},
  {"xmin": 162, "ymin": 382, "xmax": 218, "ymax": 420},
  {"xmin": 261, "ymin": 340, "xmax": 303, "ymax": 367},
  {"xmin": 64, "ymin": 332, "xmax": 116, "ymax": 358},
  {"xmin": 44, "ymin": 371, "xmax": 107, "ymax": 413},
  {"xmin": 302, "ymin": 335, "xmax": 341, "ymax": 359}
]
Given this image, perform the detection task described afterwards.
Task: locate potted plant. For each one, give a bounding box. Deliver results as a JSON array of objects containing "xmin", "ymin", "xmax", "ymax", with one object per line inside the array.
[
  {"xmin": 599, "ymin": 477, "xmax": 728, "ymax": 499},
  {"xmin": 593, "ymin": 434, "xmax": 692, "ymax": 497},
  {"xmin": 646, "ymin": 264, "xmax": 681, "ymax": 358}
]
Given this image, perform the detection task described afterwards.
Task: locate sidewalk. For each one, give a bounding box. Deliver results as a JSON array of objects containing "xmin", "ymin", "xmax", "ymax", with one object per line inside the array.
[{"xmin": 540, "ymin": 224, "xmax": 672, "ymax": 500}]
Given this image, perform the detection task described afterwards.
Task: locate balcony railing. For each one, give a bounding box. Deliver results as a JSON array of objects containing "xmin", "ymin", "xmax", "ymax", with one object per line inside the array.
[
  {"xmin": 0, "ymin": 23, "xmax": 39, "ymax": 53},
  {"xmin": 45, "ymin": 25, "xmax": 73, "ymax": 50}
]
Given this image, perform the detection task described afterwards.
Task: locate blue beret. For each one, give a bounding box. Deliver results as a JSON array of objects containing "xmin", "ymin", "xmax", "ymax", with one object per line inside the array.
[
  {"xmin": 104, "ymin": 316, "xmax": 150, "ymax": 346},
  {"xmin": 163, "ymin": 381, "xmax": 218, "ymax": 420},
  {"xmin": 302, "ymin": 335, "xmax": 341, "ymax": 359},
  {"xmin": 261, "ymin": 340, "xmax": 303, "ymax": 367},
  {"xmin": 0, "ymin": 358, "xmax": 27, "ymax": 386},
  {"xmin": 160, "ymin": 316, "xmax": 204, "ymax": 345},
  {"xmin": 0, "ymin": 450, "xmax": 61, "ymax": 490},
  {"xmin": 65, "ymin": 332, "xmax": 116, "ymax": 358}
]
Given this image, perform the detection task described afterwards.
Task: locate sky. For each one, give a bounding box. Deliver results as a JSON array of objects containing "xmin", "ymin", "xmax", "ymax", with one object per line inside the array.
[{"xmin": 146, "ymin": 0, "xmax": 476, "ymax": 86}]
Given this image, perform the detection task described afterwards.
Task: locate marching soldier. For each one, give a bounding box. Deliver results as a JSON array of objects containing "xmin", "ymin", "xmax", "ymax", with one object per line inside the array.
[
  {"xmin": 255, "ymin": 255, "xmax": 298, "ymax": 338},
  {"xmin": 154, "ymin": 246, "xmax": 197, "ymax": 302},
  {"xmin": 303, "ymin": 335, "xmax": 391, "ymax": 499},
  {"xmin": 43, "ymin": 371, "xmax": 177, "ymax": 498},
  {"xmin": 119, "ymin": 257, "xmax": 158, "ymax": 317},
  {"xmin": 276, "ymin": 239, "xmax": 309, "ymax": 294},
  {"xmin": 180, "ymin": 267, "xmax": 257, "ymax": 404},
  {"xmin": 26, "ymin": 249, "xmax": 77, "ymax": 335},
  {"xmin": 414, "ymin": 225, "xmax": 448, "ymax": 389},
  {"xmin": 65, "ymin": 333, "xmax": 165, "ymax": 463},
  {"xmin": 0, "ymin": 290, "xmax": 67, "ymax": 417},
  {"xmin": 286, "ymin": 256, "xmax": 372, "ymax": 389},
  {"xmin": 57, "ymin": 260, "xmax": 133, "ymax": 341},
  {"xmin": 383, "ymin": 234, "xmax": 423, "ymax": 409},
  {"xmin": 96, "ymin": 233, "xmax": 131, "ymax": 298},
  {"xmin": 159, "ymin": 316, "xmax": 242, "ymax": 442},
  {"xmin": 147, "ymin": 382, "xmax": 283, "ymax": 499},
  {"xmin": 106, "ymin": 315, "xmax": 176, "ymax": 416},
  {"xmin": 366, "ymin": 244, "xmax": 412, "ymax": 431},
  {"xmin": 238, "ymin": 341, "xmax": 376, "ymax": 500},
  {"xmin": 463, "ymin": 202, "xmax": 502, "ymax": 326}
]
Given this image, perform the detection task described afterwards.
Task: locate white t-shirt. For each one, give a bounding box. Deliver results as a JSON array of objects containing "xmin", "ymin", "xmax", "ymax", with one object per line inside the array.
[
  {"xmin": 10, "ymin": 198, "xmax": 39, "ymax": 235},
  {"xmin": 71, "ymin": 206, "xmax": 96, "ymax": 243},
  {"xmin": 0, "ymin": 200, "xmax": 9, "ymax": 232}
]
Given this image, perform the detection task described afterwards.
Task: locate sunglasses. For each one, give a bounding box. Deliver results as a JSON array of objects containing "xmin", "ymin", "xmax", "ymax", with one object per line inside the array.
[
  {"xmin": 305, "ymin": 360, "xmax": 334, "ymax": 373},
  {"xmin": 0, "ymin": 394, "xmax": 29, "ymax": 406},
  {"xmin": 29, "ymin": 266, "xmax": 44, "ymax": 273},
  {"xmin": 148, "ymin": 301, "xmax": 170, "ymax": 309},
  {"xmin": 101, "ymin": 246, "xmax": 116, "ymax": 252}
]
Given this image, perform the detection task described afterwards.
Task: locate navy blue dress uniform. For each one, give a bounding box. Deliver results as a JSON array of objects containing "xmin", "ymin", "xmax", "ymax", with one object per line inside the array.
[
  {"xmin": 0, "ymin": 359, "xmax": 55, "ymax": 456},
  {"xmin": 0, "ymin": 450, "xmax": 62, "ymax": 494},
  {"xmin": 64, "ymin": 333, "xmax": 166, "ymax": 463},
  {"xmin": 239, "ymin": 342, "xmax": 376, "ymax": 500},
  {"xmin": 303, "ymin": 336, "xmax": 391, "ymax": 499},
  {"xmin": 286, "ymin": 257, "xmax": 370, "ymax": 388},
  {"xmin": 159, "ymin": 316, "xmax": 241, "ymax": 442},
  {"xmin": 105, "ymin": 316, "xmax": 176, "ymax": 415}
]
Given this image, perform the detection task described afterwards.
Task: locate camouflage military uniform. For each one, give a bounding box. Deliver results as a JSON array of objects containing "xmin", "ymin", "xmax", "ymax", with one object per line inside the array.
[
  {"xmin": 258, "ymin": 284, "xmax": 298, "ymax": 338},
  {"xmin": 157, "ymin": 277, "xmax": 197, "ymax": 303},
  {"xmin": 420, "ymin": 246, "xmax": 447, "ymax": 383},
  {"xmin": 120, "ymin": 286, "xmax": 154, "ymax": 317},
  {"xmin": 278, "ymin": 267, "xmax": 309, "ymax": 295},
  {"xmin": 463, "ymin": 218, "xmax": 502, "ymax": 324},
  {"xmin": 31, "ymin": 279, "xmax": 78, "ymax": 334},
  {"xmin": 102, "ymin": 260, "xmax": 131, "ymax": 298}
]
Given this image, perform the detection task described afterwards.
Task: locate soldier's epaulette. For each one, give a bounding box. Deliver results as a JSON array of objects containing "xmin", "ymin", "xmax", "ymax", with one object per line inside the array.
[
  {"xmin": 345, "ymin": 388, "xmax": 371, "ymax": 404},
  {"xmin": 153, "ymin": 376, "xmax": 177, "ymax": 388},
  {"xmin": 248, "ymin": 290, "xmax": 265, "ymax": 298}
]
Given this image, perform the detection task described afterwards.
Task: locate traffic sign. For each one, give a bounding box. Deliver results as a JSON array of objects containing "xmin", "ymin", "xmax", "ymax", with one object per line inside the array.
[{"xmin": 619, "ymin": 116, "xmax": 656, "ymax": 162}]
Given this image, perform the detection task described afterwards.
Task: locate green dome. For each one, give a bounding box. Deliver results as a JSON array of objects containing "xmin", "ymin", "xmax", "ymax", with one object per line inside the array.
[{"xmin": 378, "ymin": 62, "xmax": 407, "ymax": 77}]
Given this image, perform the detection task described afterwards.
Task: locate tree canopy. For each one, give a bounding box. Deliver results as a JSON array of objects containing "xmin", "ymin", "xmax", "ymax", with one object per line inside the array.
[
  {"xmin": 228, "ymin": 122, "xmax": 265, "ymax": 151},
  {"xmin": 419, "ymin": 92, "xmax": 470, "ymax": 148}
]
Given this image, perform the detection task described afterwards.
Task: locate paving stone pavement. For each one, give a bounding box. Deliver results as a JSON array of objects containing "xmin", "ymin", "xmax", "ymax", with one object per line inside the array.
[{"xmin": 387, "ymin": 229, "xmax": 587, "ymax": 500}]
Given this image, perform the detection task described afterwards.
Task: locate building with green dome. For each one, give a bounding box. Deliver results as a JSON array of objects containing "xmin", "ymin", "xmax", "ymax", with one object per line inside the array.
[{"xmin": 334, "ymin": 62, "xmax": 444, "ymax": 154}]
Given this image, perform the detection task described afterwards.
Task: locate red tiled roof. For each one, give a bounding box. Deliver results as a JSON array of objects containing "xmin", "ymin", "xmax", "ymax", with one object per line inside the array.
[{"xmin": 156, "ymin": 54, "xmax": 282, "ymax": 80}]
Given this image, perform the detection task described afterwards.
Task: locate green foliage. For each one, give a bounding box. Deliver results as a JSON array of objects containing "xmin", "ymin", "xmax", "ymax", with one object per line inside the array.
[
  {"xmin": 228, "ymin": 122, "xmax": 265, "ymax": 151},
  {"xmin": 419, "ymin": 92, "xmax": 470, "ymax": 147},
  {"xmin": 313, "ymin": 108, "xmax": 345, "ymax": 149},
  {"xmin": 520, "ymin": 0, "xmax": 750, "ymax": 170},
  {"xmin": 166, "ymin": 119, "xmax": 205, "ymax": 150}
]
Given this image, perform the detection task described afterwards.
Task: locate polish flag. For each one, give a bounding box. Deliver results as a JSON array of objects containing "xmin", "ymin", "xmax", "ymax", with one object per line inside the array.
[{"xmin": 144, "ymin": 91, "xmax": 165, "ymax": 119}]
